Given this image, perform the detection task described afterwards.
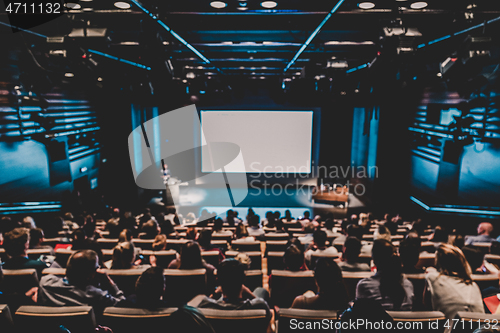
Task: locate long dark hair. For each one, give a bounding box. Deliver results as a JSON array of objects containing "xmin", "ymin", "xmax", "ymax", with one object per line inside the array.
[
  {"xmin": 372, "ymin": 239, "xmax": 406, "ymax": 310},
  {"xmin": 180, "ymin": 241, "xmax": 204, "ymax": 269}
]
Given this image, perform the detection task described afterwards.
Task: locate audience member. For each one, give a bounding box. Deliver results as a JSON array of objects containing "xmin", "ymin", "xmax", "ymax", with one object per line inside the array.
[
  {"xmin": 304, "ymin": 229, "xmax": 338, "ymax": 265},
  {"xmin": 22, "ymin": 216, "xmax": 36, "ymax": 229},
  {"xmin": 198, "ymin": 228, "xmax": 225, "ymax": 264},
  {"xmin": 356, "ymin": 239, "xmax": 414, "ymax": 310},
  {"xmin": 283, "ymin": 244, "xmax": 308, "ymax": 271},
  {"xmin": 399, "ymin": 238, "xmax": 424, "ymax": 274},
  {"xmin": 108, "ymin": 242, "xmax": 145, "ymax": 269},
  {"xmin": 197, "ymin": 259, "xmax": 271, "ymax": 324},
  {"xmin": 29, "ymin": 228, "xmax": 55, "ymax": 255},
  {"xmin": 120, "ymin": 266, "xmax": 169, "ymax": 308},
  {"xmin": 247, "ymin": 215, "xmax": 265, "ymax": 239},
  {"xmin": 292, "ymin": 257, "xmax": 349, "ymax": 310},
  {"xmin": 38, "ymin": 249, "xmax": 126, "ymax": 313},
  {"xmin": 140, "ymin": 219, "xmax": 160, "ymax": 239},
  {"xmin": 282, "ymin": 209, "xmax": 294, "ymax": 222},
  {"xmin": 338, "ymin": 237, "xmax": 370, "ymax": 272},
  {"xmin": 465, "ymin": 222, "xmax": 496, "ymax": 245},
  {"xmin": 3, "ymin": 228, "xmax": 49, "ymax": 278},
  {"xmin": 424, "ymin": 243, "xmax": 484, "ymax": 330}
]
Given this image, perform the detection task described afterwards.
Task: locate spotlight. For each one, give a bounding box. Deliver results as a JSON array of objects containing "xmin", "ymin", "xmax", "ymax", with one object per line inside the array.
[
  {"xmin": 261, "ymin": 1, "xmax": 277, "ymax": 8},
  {"xmin": 410, "ymin": 2, "xmax": 427, "ymax": 9},
  {"xmin": 114, "ymin": 2, "xmax": 131, "ymax": 9},
  {"xmin": 210, "ymin": 1, "xmax": 226, "ymax": 8},
  {"xmin": 358, "ymin": 2, "xmax": 375, "ymax": 9},
  {"xmin": 65, "ymin": 72, "xmax": 74, "ymax": 77},
  {"xmin": 66, "ymin": 3, "xmax": 81, "ymax": 9}
]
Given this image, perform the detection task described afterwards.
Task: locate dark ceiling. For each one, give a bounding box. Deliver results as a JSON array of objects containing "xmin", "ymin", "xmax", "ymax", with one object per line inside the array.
[{"xmin": 1, "ymin": 0, "xmax": 500, "ymax": 94}]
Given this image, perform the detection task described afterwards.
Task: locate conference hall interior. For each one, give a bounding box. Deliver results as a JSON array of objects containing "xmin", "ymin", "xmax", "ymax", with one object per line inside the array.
[{"xmin": 1, "ymin": 0, "xmax": 500, "ymax": 332}]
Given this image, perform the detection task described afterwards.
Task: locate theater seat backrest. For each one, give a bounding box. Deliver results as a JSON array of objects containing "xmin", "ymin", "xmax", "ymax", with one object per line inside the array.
[
  {"xmin": 277, "ymin": 309, "xmax": 338, "ymax": 333},
  {"xmin": 200, "ymin": 308, "xmax": 268, "ymax": 333},
  {"xmin": 102, "ymin": 306, "xmax": 176, "ymax": 333},
  {"xmin": 270, "ymin": 270, "xmax": 316, "ymax": 308},
  {"xmin": 55, "ymin": 249, "xmax": 75, "ymax": 268},
  {"xmin": 164, "ymin": 269, "xmax": 207, "ymax": 306},
  {"xmin": 0, "ymin": 304, "xmax": 14, "ymax": 333},
  {"xmin": 455, "ymin": 312, "xmax": 500, "ymax": 333},
  {"xmin": 15, "ymin": 305, "xmax": 96, "ymax": 333},
  {"xmin": 387, "ymin": 311, "xmax": 446, "ymax": 333},
  {"xmin": 104, "ymin": 268, "xmax": 149, "ymax": 297},
  {"xmin": 141, "ymin": 250, "xmax": 177, "ymax": 268},
  {"xmin": 2, "ymin": 269, "xmax": 39, "ymax": 294}
]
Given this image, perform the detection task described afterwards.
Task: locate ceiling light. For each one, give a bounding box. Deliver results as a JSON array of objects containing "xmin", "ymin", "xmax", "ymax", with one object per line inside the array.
[
  {"xmin": 261, "ymin": 1, "xmax": 277, "ymax": 8},
  {"xmin": 358, "ymin": 2, "xmax": 375, "ymax": 9},
  {"xmin": 114, "ymin": 1, "xmax": 130, "ymax": 9},
  {"xmin": 259, "ymin": 76, "xmax": 266, "ymax": 79},
  {"xmin": 410, "ymin": 1, "xmax": 427, "ymax": 9},
  {"xmin": 65, "ymin": 72, "xmax": 74, "ymax": 77},
  {"xmin": 82, "ymin": 7, "xmax": 93, "ymax": 11},
  {"xmin": 97, "ymin": 77, "xmax": 103, "ymax": 81},
  {"xmin": 186, "ymin": 72, "xmax": 196, "ymax": 79},
  {"xmin": 66, "ymin": 2, "xmax": 81, "ymax": 9},
  {"xmin": 163, "ymin": 41, "xmax": 169, "ymax": 45},
  {"xmin": 182, "ymin": 80, "xmax": 188, "ymax": 83},
  {"xmin": 210, "ymin": 1, "xmax": 227, "ymax": 8},
  {"xmin": 237, "ymin": 6, "xmax": 248, "ymax": 10},
  {"xmin": 80, "ymin": 0, "xmax": 92, "ymax": 2}
]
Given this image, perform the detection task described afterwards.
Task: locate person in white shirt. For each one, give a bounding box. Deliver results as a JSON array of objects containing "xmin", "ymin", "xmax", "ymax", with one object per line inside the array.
[{"xmin": 305, "ymin": 229, "xmax": 338, "ymax": 265}]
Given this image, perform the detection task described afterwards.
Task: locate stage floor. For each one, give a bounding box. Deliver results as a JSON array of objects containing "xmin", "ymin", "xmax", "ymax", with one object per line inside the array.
[{"xmin": 150, "ymin": 186, "xmax": 365, "ymax": 218}]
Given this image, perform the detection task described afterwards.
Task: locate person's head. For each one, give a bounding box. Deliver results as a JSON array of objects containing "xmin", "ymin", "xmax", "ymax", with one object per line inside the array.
[
  {"xmin": 313, "ymin": 229, "xmax": 327, "ymax": 248},
  {"xmin": 324, "ymin": 218, "xmax": 334, "ymax": 230},
  {"xmin": 72, "ymin": 228, "xmax": 87, "ymax": 243},
  {"xmin": 29, "ymin": 228, "xmax": 45, "ymax": 248},
  {"xmin": 1, "ymin": 216, "xmax": 20, "ymax": 234},
  {"xmin": 23, "ymin": 216, "xmax": 36, "ymax": 229},
  {"xmin": 435, "ymin": 243, "xmax": 473, "ymax": 284},
  {"xmin": 461, "ymin": 245, "xmax": 485, "ymax": 273},
  {"xmin": 284, "ymin": 244, "xmax": 305, "ymax": 271},
  {"xmin": 398, "ymin": 238, "xmax": 421, "ymax": 271},
  {"xmin": 477, "ymin": 222, "xmax": 494, "ymax": 236},
  {"xmin": 249, "ymin": 214, "xmax": 260, "ymax": 227},
  {"xmin": 142, "ymin": 220, "xmax": 160, "ymax": 239},
  {"xmin": 374, "ymin": 225, "xmax": 391, "ymax": 242},
  {"xmin": 346, "ymin": 224, "xmax": 363, "ymax": 241},
  {"xmin": 66, "ymin": 250, "xmax": 99, "ymax": 287},
  {"xmin": 185, "ymin": 212, "xmax": 196, "ymax": 224},
  {"xmin": 303, "ymin": 211, "xmax": 310, "ymax": 219},
  {"xmin": 197, "ymin": 228, "xmax": 213, "ymax": 249},
  {"xmin": 274, "ymin": 218, "xmax": 284, "ymax": 231},
  {"xmin": 180, "ymin": 241, "xmax": 203, "ymax": 269},
  {"xmin": 213, "ymin": 218, "xmax": 223, "ymax": 232},
  {"xmin": 107, "ymin": 219, "xmax": 121, "ymax": 238},
  {"xmin": 4, "ymin": 227, "xmax": 30, "ymax": 257},
  {"xmin": 64, "ymin": 212, "xmax": 74, "ymax": 221},
  {"xmin": 135, "ymin": 266, "xmax": 166, "ymax": 305},
  {"xmin": 235, "ymin": 224, "xmax": 249, "ymax": 239},
  {"xmin": 432, "ymin": 225, "xmax": 449, "ymax": 243},
  {"xmin": 111, "ymin": 242, "xmax": 136, "ymax": 269},
  {"xmin": 314, "ymin": 257, "xmax": 343, "ymax": 294},
  {"xmin": 350, "ymin": 214, "xmax": 358, "ymax": 224},
  {"xmin": 152, "ymin": 234, "xmax": 167, "ymax": 251},
  {"xmin": 303, "ymin": 222, "xmax": 315, "ymax": 234},
  {"xmin": 343, "ymin": 237, "xmax": 362, "ymax": 263},
  {"xmin": 170, "ymin": 305, "xmax": 215, "ymax": 333},
  {"xmin": 372, "ymin": 239, "xmax": 395, "ymax": 269},
  {"xmin": 118, "ymin": 229, "xmax": 133, "ymax": 243},
  {"xmin": 284, "ymin": 210, "xmax": 292, "ymax": 219},
  {"xmin": 217, "ymin": 259, "xmax": 246, "ymax": 300}
]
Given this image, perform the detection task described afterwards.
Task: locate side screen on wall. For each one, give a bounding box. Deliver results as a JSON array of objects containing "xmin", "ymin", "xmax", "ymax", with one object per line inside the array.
[{"xmin": 200, "ymin": 110, "xmax": 314, "ymax": 174}]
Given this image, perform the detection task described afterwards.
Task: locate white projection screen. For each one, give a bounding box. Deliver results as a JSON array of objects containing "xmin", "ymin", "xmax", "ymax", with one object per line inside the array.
[{"xmin": 201, "ymin": 110, "xmax": 314, "ymax": 173}]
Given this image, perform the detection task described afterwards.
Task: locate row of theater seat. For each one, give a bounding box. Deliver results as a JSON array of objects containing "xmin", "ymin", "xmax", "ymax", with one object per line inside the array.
[
  {"xmin": 2, "ymin": 302, "xmax": 499, "ymax": 333},
  {"xmin": 3, "ymin": 266, "xmax": 499, "ymax": 310}
]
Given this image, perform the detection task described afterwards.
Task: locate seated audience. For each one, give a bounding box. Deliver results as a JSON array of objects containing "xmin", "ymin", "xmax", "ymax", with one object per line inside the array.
[
  {"xmin": 119, "ymin": 211, "xmax": 138, "ymax": 236},
  {"xmin": 373, "ymin": 225, "xmax": 391, "ymax": 242},
  {"xmin": 23, "ymin": 216, "xmax": 37, "ymax": 229},
  {"xmin": 465, "ymin": 222, "xmax": 496, "ymax": 245},
  {"xmin": 304, "ymin": 229, "xmax": 338, "ymax": 265},
  {"xmin": 38, "ymin": 249, "xmax": 126, "ymax": 313},
  {"xmin": 140, "ymin": 219, "xmax": 160, "ymax": 239},
  {"xmin": 71, "ymin": 228, "xmax": 105, "ymax": 266},
  {"xmin": 282, "ymin": 209, "xmax": 294, "ymax": 222},
  {"xmin": 120, "ymin": 266, "xmax": 169, "ymax": 309},
  {"xmin": 170, "ymin": 305, "xmax": 215, "ymax": 333},
  {"xmin": 107, "ymin": 242, "xmax": 146, "ymax": 270},
  {"xmin": 399, "ymin": 238, "xmax": 424, "ymax": 274},
  {"xmin": 338, "ymin": 237, "xmax": 370, "ymax": 272},
  {"xmin": 234, "ymin": 223, "xmax": 253, "ymax": 241},
  {"xmin": 292, "ymin": 257, "xmax": 349, "ymax": 310},
  {"xmin": 197, "ymin": 259, "xmax": 271, "ymax": 323},
  {"xmin": 283, "ymin": 244, "xmax": 308, "ymax": 271},
  {"xmin": 429, "ymin": 225, "xmax": 449, "ymax": 244},
  {"xmin": 247, "ymin": 214, "xmax": 265, "ymax": 239},
  {"xmin": 462, "ymin": 245, "xmax": 490, "ymax": 274},
  {"xmin": 297, "ymin": 223, "xmax": 315, "ymax": 248},
  {"xmin": 29, "ymin": 228, "xmax": 55, "ymax": 255},
  {"xmin": 168, "ymin": 241, "xmax": 216, "ymax": 291},
  {"xmin": 424, "ymin": 243, "xmax": 484, "ymax": 329},
  {"xmin": 118, "ymin": 229, "xmax": 133, "ymax": 243},
  {"xmin": 356, "ymin": 239, "xmax": 414, "ymax": 310},
  {"xmin": 198, "ymin": 229, "xmax": 225, "ymax": 264},
  {"xmin": 213, "ymin": 218, "xmax": 233, "ymax": 237},
  {"xmin": 3, "ymin": 227, "xmax": 49, "ymax": 278}
]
